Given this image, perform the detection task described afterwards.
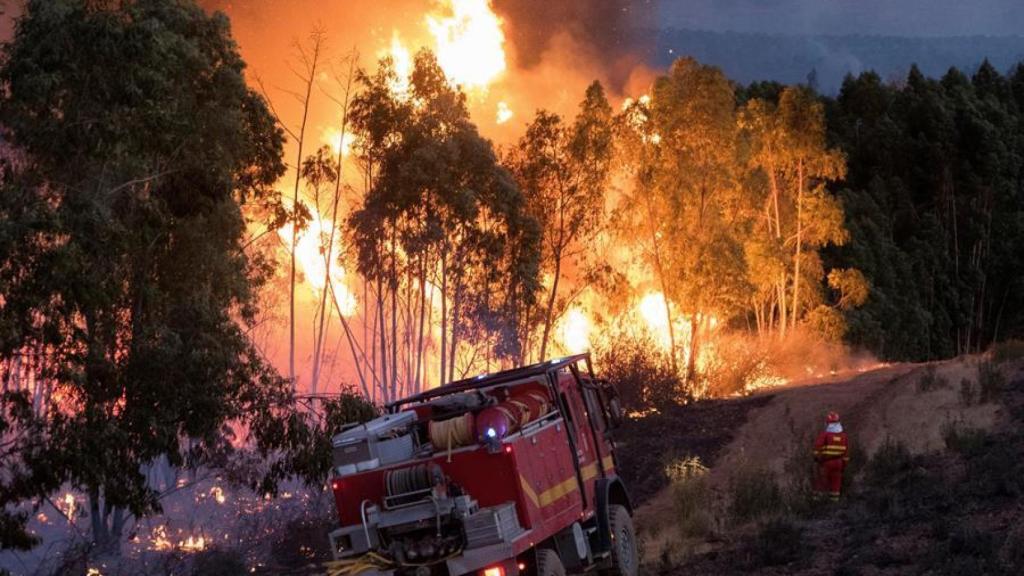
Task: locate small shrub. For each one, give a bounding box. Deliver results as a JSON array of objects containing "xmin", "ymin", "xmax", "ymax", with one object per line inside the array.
[
  {"xmin": 729, "ymin": 467, "xmax": 783, "ymax": 523},
  {"xmin": 191, "ymin": 548, "xmax": 247, "ymax": 576},
  {"xmin": 754, "ymin": 517, "xmax": 806, "ymax": 566},
  {"xmin": 665, "ymin": 454, "xmax": 713, "ymax": 536},
  {"xmin": 861, "ymin": 438, "xmax": 942, "ymax": 520},
  {"xmin": 960, "ymin": 443, "xmax": 1024, "ymax": 499},
  {"xmin": 941, "ymin": 422, "xmax": 991, "ymax": 457},
  {"xmin": 596, "ymin": 333, "xmax": 686, "ymax": 411},
  {"xmin": 917, "ymin": 365, "xmax": 948, "ymax": 392},
  {"xmin": 672, "ymin": 474, "xmax": 714, "ymax": 537},
  {"xmin": 781, "ymin": 430, "xmax": 824, "ymax": 518},
  {"xmin": 990, "ymin": 339, "xmax": 1024, "ymax": 365},
  {"xmin": 959, "ymin": 377, "xmax": 976, "ymax": 406},
  {"xmin": 864, "ymin": 438, "xmax": 914, "ymax": 487},
  {"xmin": 664, "ymin": 455, "xmax": 708, "ymax": 483},
  {"xmin": 977, "ymin": 362, "xmax": 1006, "ymax": 403}
]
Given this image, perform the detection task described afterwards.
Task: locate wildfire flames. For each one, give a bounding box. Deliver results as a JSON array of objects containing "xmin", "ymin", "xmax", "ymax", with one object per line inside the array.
[
  {"xmin": 264, "ymin": 0, "xmax": 796, "ymax": 397},
  {"xmin": 425, "ymin": 0, "xmax": 507, "ymax": 91},
  {"xmin": 278, "ymin": 214, "xmax": 357, "ymax": 318}
]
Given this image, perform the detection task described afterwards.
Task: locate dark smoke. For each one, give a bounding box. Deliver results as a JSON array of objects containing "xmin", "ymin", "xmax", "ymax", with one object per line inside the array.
[{"xmin": 494, "ymin": 0, "xmax": 657, "ymax": 88}]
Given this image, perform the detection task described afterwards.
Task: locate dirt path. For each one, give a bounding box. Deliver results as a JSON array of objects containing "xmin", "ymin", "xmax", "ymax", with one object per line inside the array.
[
  {"xmin": 716, "ymin": 359, "xmax": 1000, "ymax": 479},
  {"xmin": 633, "ymin": 358, "xmax": 1006, "ymax": 570}
]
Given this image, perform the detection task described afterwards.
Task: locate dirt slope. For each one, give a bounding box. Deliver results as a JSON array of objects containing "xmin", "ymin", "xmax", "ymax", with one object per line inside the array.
[
  {"xmin": 628, "ymin": 358, "xmax": 1016, "ymax": 574},
  {"xmin": 713, "ymin": 360, "xmax": 1001, "ymax": 482}
]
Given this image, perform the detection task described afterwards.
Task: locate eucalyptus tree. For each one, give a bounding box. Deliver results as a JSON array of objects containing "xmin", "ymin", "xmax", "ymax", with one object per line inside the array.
[
  {"xmin": 0, "ymin": 0, "xmax": 300, "ymax": 551},
  {"xmin": 506, "ymin": 82, "xmax": 614, "ymax": 362}
]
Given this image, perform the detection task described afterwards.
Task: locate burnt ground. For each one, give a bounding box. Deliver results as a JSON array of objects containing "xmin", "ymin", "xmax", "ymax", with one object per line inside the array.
[
  {"xmin": 656, "ymin": 362, "xmax": 1024, "ymax": 576},
  {"xmin": 615, "ymin": 395, "xmax": 774, "ymax": 506}
]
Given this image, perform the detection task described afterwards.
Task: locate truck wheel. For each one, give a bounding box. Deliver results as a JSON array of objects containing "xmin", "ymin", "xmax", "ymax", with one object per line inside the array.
[
  {"xmin": 537, "ymin": 548, "xmax": 565, "ymax": 576},
  {"xmin": 606, "ymin": 505, "xmax": 638, "ymax": 576}
]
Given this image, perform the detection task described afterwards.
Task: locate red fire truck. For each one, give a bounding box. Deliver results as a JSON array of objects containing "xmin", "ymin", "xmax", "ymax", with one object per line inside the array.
[{"xmin": 326, "ymin": 354, "xmax": 636, "ymax": 576}]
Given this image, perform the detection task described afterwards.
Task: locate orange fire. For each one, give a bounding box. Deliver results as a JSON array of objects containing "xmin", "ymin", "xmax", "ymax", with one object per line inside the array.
[
  {"xmin": 426, "ymin": 0, "xmax": 506, "ymax": 91},
  {"xmin": 559, "ymin": 307, "xmax": 592, "ymax": 354},
  {"xmin": 496, "ymin": 100, "xmax": 514, "ymax": 124},
  {"xmin": 278, "ymin": 214, "xmax": 357, "ymax": 317},
  {"xmin": 386, "ymin": 0, "xmax": 507, "ymax": 95}
]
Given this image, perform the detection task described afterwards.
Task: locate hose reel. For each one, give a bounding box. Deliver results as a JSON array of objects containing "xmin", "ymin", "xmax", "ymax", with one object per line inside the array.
[{"xmin": 384, "ymin": 463, "xmax": 444, "ymax": 508}]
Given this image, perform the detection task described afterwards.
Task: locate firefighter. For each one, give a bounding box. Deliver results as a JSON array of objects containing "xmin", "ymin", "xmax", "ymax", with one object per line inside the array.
[{"xmin": 813, "ymin": 411, "xmax": 849, "ymax": 501}]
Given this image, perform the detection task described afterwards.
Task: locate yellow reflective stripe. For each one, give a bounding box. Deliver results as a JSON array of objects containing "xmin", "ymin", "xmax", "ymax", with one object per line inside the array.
[
  {"xmin": 519, "ymin": 476, "xmax": 540, "ymax": 507},
  {"xmin": 520, "ymin": 473, "xmax": 580, "ymax": 508},
  {"xmin": 520, "ymin": 456, "xmax": 616, "ymax": 510},
  {"xmin": 538, "ymin": 476, "xmax": 579, "ymax": 506}
]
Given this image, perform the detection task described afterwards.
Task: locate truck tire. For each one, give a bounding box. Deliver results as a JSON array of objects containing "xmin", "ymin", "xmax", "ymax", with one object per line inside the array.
[
  {"xmin": 537, "ymin": 548, "xmax": 566, "ymax": 576},
  {"xmin": 606, "ymin": 505, "xmax": 638, "ymax": 576}
]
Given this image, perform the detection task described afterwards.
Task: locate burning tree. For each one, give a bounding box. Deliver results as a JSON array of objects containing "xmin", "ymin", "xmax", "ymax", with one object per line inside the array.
[
  {"xmin": 505, "ymin": 81, "xmax": 615, "ymax": 363},
  {"xmin": 616, "ymin": 59, "xmax": 752, "ymax": 382},
  {"xmin": 740, "ymin": 86, "xmax": 849, "ymax": 337},
  {"xmin": 345, "ymin": 50, "xmax": 541, "ymax": 398},
  {"xmin": 0, "ymin": 0, "xmax": 307, "ymax": 552}
]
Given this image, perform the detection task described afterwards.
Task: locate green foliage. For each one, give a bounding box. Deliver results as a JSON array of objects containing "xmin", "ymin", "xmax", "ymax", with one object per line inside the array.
[
  {"xmin": 0, "ymin": 0, "xmax": 296, "ymax": 549},
  {"xmin": 728, "ymin": 467, "xmax": 783, "ymax": 523},
  {"xmin": 347, "ymin": 50, "xmax": 541, "ymax": 379},
  {"xmin": 0, "ymin": 392, "xmax": 49, "ymax": 551},
  {"xmin": 918, "ymin": 365, "xmax": 949, "ymax": 392},
  {"xmin": 826, "ymin": 63, "xmax": 1024, "ymax": 360}
]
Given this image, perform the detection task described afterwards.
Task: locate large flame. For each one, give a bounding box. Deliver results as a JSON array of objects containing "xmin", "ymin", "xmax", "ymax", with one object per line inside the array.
[
  {"xmin": 278, "ymin": 213, "xmax": 358, "ymax": 317},
  {"xmin": 387, "ymin": 31, "xmax": 414, "ymax": 96},
  {"xmin": 559, "ymin": 307, "xmax": 592, "ymax": 354},
  {"xmin": 427, "ymin": 0, "xmax": 506, "ymax": 91},
  {"xmin": 386, "ymin": 0, "xmax": 507, "ymax": 95}
]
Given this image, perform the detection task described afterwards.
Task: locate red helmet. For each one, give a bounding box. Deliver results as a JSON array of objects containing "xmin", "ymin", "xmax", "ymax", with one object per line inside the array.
[{"xmin": 826, "ymin": 411, "xmax": 841, "ymax": 424}]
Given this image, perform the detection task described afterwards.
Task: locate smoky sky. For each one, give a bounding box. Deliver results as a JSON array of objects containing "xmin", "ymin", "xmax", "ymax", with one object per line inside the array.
[
  {"xmin": 659, "ymin": 0, "xmax": 1024, "ymax": 37},
  {"xmin": 494, "ymin": 0, "xmax": 658, "ymax": 68}
]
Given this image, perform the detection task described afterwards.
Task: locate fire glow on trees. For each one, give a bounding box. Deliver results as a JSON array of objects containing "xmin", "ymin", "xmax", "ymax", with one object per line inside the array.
[
  {"xmin": 270, "ymin": 0, "xmax": 755, "ymax": 399},
  {"xmin": 240, "ymin": 0, "xmax": 864, "ymax": 405}
]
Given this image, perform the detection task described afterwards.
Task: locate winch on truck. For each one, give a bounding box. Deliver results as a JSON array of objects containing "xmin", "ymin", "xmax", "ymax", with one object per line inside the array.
[{"xmin": 326, "ymin": 354, "xmax": 635, "ymax": 576}]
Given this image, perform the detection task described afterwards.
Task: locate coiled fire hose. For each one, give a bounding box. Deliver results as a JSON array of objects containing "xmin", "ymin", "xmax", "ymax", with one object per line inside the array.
[
  {"xmin": 428, "ymin": 412, "xmax": 474, "ymax": 462},
  {"xmin": 322, "ymin": 548, "xmax": 465, "ymax": 576}
]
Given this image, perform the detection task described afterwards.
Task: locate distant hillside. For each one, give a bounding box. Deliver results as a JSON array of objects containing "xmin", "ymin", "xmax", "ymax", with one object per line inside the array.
[{"xmin": 654, "ymin": 29, "xmax": 1024, "ymax": 92}]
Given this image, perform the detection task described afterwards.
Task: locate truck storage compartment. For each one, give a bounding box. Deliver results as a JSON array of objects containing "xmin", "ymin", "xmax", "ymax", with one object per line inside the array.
[{"xmin": 332, "ymin": 410, "xmax": 417, "ymax": 474}]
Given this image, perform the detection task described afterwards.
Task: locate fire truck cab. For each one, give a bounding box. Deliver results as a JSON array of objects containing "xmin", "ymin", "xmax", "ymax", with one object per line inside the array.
[{"xmin": 327, "ymin": 354, "xmax": 636, "ymax": 576}]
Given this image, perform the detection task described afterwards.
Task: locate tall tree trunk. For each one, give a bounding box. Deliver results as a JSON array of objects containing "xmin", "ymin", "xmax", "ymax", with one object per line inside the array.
[
  {"xmin": 377, "ymin": 274, "xmax": 388, "ymax": 403},
  {"xmin": 415, "ymin": 260, "xmax": 427, "ymax": 393},
  {"xmin": 311, "ymin": 54, "xmax": 355, "ymax": 394},
  {"xmin": 777, "ymin": 274, "xmax": 788, "ymax": 337},
  {"xmin": 286, "ymin": 38, "xmax": 322, "ymax": 392},
  {"xmin": 791, "ymin": 159, "xmax": 805, "ymax": 330},
  {"xmin": 439, "ymin": 257, "xmax": 448, "ymax": 385},
  {"xmin": 448, "ymin": 280, "xmax": 462, "ymax": 384},
  {"xmin": 686, "ymin": 315, "xmax": 700, "ymax": 387},
  {"xmin": 538, "ymin": 251, "xmax": 562, "ymax": 361}
]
